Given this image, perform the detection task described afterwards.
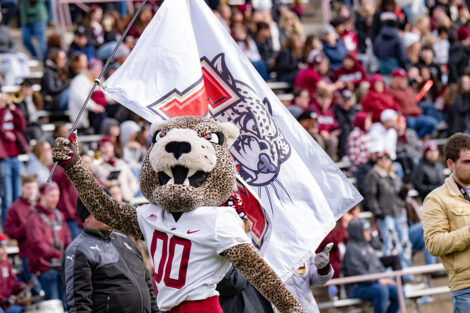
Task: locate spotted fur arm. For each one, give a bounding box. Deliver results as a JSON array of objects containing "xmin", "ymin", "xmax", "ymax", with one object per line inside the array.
[
  {"xmin": 53, "ymin": 137, "xmax": 142, "ymax": 238},
  {"xmin": 221, "ymin": 243, "xmax": 304, "ymax": 313}
]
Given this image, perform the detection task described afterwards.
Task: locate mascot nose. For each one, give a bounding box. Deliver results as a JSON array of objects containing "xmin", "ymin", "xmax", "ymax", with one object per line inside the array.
[{"xmin": 165, "ymin": 141, "xmax": 192, "ymax": 160}]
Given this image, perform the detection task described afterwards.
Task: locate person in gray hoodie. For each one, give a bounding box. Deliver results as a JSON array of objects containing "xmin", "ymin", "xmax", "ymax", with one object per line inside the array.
[{"xmin": 342, "ymin": 219, "xmax": 399, "ymax": 313}]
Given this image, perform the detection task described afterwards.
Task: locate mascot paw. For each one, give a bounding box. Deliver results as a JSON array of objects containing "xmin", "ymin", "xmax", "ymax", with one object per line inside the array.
[{"xmin": 53, "ymin": 132, "xmax": 80, "ymax": 169}]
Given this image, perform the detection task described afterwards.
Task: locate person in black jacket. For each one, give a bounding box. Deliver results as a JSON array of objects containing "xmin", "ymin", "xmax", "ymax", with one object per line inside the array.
[
  {"xmin": 411, "ymin": 141, "xmax": 445, "ymax": 201},
  {"xmin": 62, "ymin": 195, "xmax": 160, "ymax": 313},
  {"xmin": 274, "ymin": 34, "xmax": 302, "ymax": 83},
  {"xmin": 446, "ymin": 74, "xmax": 470, "ymax": 135},
  {"xmin": 333, "ymin": 90, "xmax": 357, "ymax": 159},
  {"xmin": 41, "ymin": 48, "xmax": 69, "ymax": 112}
]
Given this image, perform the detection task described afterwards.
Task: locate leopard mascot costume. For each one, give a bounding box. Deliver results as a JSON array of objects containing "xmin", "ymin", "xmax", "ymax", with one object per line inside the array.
[{"xmin": 53, "ymin": 116, "xmax": 304, "ymax": 313}]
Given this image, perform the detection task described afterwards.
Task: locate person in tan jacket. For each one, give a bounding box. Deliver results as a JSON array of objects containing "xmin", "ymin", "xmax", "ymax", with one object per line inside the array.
[{"xmin": 423, "ymin": 133, "xmax": 470, "ymax": 313}]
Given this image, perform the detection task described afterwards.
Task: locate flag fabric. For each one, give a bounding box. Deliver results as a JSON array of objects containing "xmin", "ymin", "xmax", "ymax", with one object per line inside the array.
[{"xmin": 104, "ymin": 0, "xmax": 362, "ymax": 280}]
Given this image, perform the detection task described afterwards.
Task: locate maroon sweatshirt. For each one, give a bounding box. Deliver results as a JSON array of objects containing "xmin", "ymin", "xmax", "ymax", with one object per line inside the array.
[
  {"xmin": 4, "ymin": 197, "xmax": 35, "ymax": 258},
  {"xmin": 0, "ymin": 107, "xmax": 27, "ymax": 159},
  {"xmin": 0, "ymin": 258, "xmax": 25, "ymax": 310},
  {"xmin": 51, "ymin": 166, "xmax": 79, "ymax": 223}
]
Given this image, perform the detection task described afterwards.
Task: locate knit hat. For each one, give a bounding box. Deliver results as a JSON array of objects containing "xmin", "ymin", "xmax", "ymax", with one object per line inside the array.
[
  {"xmin": 369, "ymin": 74, "xmax": 383, "ymax": 87},
  {"xmin": 39, "ymin": 181, "xmax": 59, "ymax": 195},
  {"xmin": 98, "ymin": 136, "xmax": 114, "ymax": 149},
  {"xmin": 380, "ymin": 109, "xmax": 398, "ymax": 122},
  {"xmin": 77, "ymin": 189, "xmax": 112, "ymax": 222},
  {"xmin": 458, "ymin": 26, "xmax": 470, "ymax": 41},
  {"xmin": 423, "ymin": 141, "xmax": 438, "ymax": 156},
  {"xmin": 0, "ymin": 234, "xmax": 7, "ymax": 246}
]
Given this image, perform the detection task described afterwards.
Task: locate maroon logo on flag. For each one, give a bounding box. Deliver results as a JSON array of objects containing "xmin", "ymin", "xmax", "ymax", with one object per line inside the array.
[{"xmin": 146, "ymin": 54, "xmax": 291, "ymax": 189}]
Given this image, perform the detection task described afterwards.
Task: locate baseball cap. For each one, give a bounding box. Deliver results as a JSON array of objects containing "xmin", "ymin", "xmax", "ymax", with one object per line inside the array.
[
  {"xmin": 391, "ymin": 68, "xmax": 407, "ymax": 78},
  {"xmin": 39, "ymin": 181, "xmax": 59, "ymax": 195},
  {"xmin": 75, "ymin": 25, "xmax": 87, "ymax": 36},
  {"xmin": 380, "ymin": 109, "xmax": 398, "ymax": 122},
  {"xmin": 341, "ymin": 89, "xmax": 353, "ymax": 100},
  {"xmin": 297, "ymin": 110, "xmax": 318, "ymax": 122}
]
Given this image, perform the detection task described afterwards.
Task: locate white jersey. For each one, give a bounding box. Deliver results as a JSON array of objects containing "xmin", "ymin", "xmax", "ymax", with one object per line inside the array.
[{"xmin": 136, "ymin": 204, "xmax": 251, "ymax": 311}]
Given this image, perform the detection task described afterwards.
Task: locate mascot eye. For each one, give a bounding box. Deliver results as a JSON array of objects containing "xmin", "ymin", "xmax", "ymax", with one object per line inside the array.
[
  {"xmin": 152, "ymin": 130, "xmax": 166, "ymax": 144},
  {"xmin": 203, "ymin": 132, "xmax": 225, "ymax": 145}
]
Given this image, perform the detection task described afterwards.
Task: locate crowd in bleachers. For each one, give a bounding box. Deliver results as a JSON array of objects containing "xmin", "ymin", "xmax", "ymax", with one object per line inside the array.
[{"xmin": 0, "ymin": 0, "xmax": 468, "ymax": 311}]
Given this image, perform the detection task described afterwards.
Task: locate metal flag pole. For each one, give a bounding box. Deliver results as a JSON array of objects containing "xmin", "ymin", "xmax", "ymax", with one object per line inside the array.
[{"xmin": 47, "ymin": 0, "xmax": 149, "ymax": 182}]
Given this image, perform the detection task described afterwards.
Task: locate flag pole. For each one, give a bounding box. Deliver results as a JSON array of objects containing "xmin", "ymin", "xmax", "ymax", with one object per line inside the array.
[{"xmin": 47, "ymin": 0, "xmax": 149, "ymax": 183}]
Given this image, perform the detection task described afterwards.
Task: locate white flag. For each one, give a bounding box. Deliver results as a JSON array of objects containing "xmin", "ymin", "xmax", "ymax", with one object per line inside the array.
[{"xmin": 104, "ymin": 0, "xmax": 362, "ymax": 280}]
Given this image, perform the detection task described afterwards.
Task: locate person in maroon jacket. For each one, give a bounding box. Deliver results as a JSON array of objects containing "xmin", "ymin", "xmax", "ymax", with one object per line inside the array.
[
  {"xmin": 51, "ymin": 165, "xmax": 81, "ymax": 239},
  {"xmin": 26, "ymin": 182, "xmax": 70, "ymax": 309},
  {"xmin": 333, "ymin": 53, "xmax": 367, "ymax": 91},
  {"xmin": 4, "ymin": 175, "xmax": 42, "ymax": 296},
  {"xmin": 0, "ymin": 233, "xmax": 25, "ymax": 313},
  {"xmin": 361, "ymin": 74, "xmax": 402, "ymax": 122},
  {"xmin": 0, "ymin": 93, "xmax": 28, "ymax": 229}
]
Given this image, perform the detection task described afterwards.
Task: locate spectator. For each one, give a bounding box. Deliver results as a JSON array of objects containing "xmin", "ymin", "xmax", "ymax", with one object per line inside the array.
[
  {"xmin": 217, "ymin": 4, "xmax": 231, "ymax": 32},
  {"xmin": 321, "ymin": 24, "xmax": 348, "ymax": 71},
  {"xmin": 387, "ymin": 68, "xmax": 438, "ymax": 138},
  {"xmin": 347, "ymin": 112, "xmax": 372, "ymax": 173},
  {"xmin": 447, "ymin": 74, "xmax": 470, "ymax": 135},
  {"xmin": 274, "ymin": 34, "xmax": 302, "ymax": 83},
  {"xmin": 12, "ymin": 79, "xmax": 43, "ymax": 142},
  {"xmin": 330, "ymin": 16, "xmax": 358, "ymax": 56},
  {"xmin": 294, "ymin": 51, "xmax": 344, "ymax": 99},
  {"xmin": 68, "ymin": 57, "xmax": 106, "ymax": 131},
  {"xmin": 433, "ymin": 26, "xmax": 450, "ymax": 65},
  {"xmin": 418, "ymin": 46, "xmax": 442, "ymax": 82},
  {"xmin": 279, "ymin": 9, "xmax": 304, "ymax": 39},
  {"xmin": 41, "ymin": 48, "xmax": 69, "ymax": 112},
  {"xmin": 301, "ymin": 34, "xmax": 320, "ymax": 63},
  {"xmin": 63, "ymin": 195, "xmax": 160, "ymax": 313},
  {"xmin": 68, "ymin": 26, "xmax": 96, "ymax": 60},
  {"xmin": 254, "ymin": 22, "xmax": 275, "ymax": 71},
  {"xmin": 370, "ymin": 0, "xmax": 407, "ymax": 40},
  {"xmin": 404, "ymin": 32, "xmax": 421, "ymax": 67},
  {"xmin": 0, "ymin": 233, "xmax": 25, "ymax": 313},
  {"xmin": 423, "ymin": 133, "xmax": 470, "ymax": 312},
  {"xmin": 232, "ymin": 23, "xmax": 269, "ymax": 80},
  {"xmin": 373, "ymin": 21, "xmax": 407, "ymax": 74},
  {"xmin": 412, "ymin": 141, "xmax": 445, "ymax": 201},
  {"xmin": 127, "ymin": 5, "xmax": 153, "ymax": 39},
  {"xmin": 395, "ymin": 115, "xmax": 421, "ymax": 183},
  {"xmin": 310, "ymin": 88, "xmax": 340, "ymax": 160},
  {"xmin": 100, "ymin": 118, "xmax": 122, "ymax": 157},
  {"xmin": 19, "ymin": 0, "xmax": 47, "ymax": 58},
  {"xmin": 342, "ymin": 219, "xmax": 399, "ymax": 313},
  {"xmin": 297, "ymin": 110, "xmax": 321, "ymax": 145},
  {"xmin": 4, "ymin": 175, "xmax": 40, "ymax": 296},
  {"xmin": 102, "ymin": 10, "xmax": 121, "ymax": 44},
  {"xmin": 334, "ymin": 89, "xmax": 358, "ymax": 160},
  {"xmin": 354, "ymin": 0, "xmax": 374, "ymax": 53},
  {"xmin": 287, "ymin": 88, "xmax": 310, "ymax": 118},
  {"xmin": 26, "ymin": 141, "xmax": 53, "ymax": 185},
  {"xmin": 0, "ymin": 92, "xmax": 27, "ymax": 229},
  {"xmin": 27, "ymin": 182, "xmax": 71, "ymax": 308},
  {"xmin": 333, "ymin": 53, "xmax": 367, "ymax": 91},
  {"xmin": 361, "ymin": 74, "xmax": 401, "ymax": 123},
  {"xmin": 85, "ymin": 5, "xmax": 104, "ymax": 48},
  {"xmin": 121, "ymin": 120, "xmax": 146, "ymax": 167},
  {"xmin": 364, "ymin": 150, "xmax": 412, "ymax": 272},
  {"xmin": 93, "ymin": 136, "xmax": 138, "ymax": 202},
  {"xmin": 448, "ymin": 28, "xmax": 470, "ymax": 84}
]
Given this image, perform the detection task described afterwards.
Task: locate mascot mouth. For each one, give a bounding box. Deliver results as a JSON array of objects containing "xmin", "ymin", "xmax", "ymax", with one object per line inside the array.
[{"xmin": 158, "ymin": 166, "xmax": 208, "ymax": 188}]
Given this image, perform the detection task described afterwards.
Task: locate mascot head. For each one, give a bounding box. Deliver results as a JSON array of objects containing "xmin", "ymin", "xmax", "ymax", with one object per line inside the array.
[{"xmin": 140, "ymin": 116, "xmax": 240, "ymax": 212}]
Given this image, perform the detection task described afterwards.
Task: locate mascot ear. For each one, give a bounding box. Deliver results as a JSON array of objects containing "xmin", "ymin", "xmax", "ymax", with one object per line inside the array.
[
  {"xmin": 150, "ymin": 120, "xmax": 166, "ymax": 137},
  {"xmin": 219, "ymin": 122, "xmax": 240, "ymax": 148}
]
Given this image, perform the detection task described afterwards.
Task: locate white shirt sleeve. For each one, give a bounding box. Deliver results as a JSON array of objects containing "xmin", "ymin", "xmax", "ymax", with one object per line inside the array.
[{"xmin": 214, "ymin": 208, "xmax": 251, "ymax": 254}]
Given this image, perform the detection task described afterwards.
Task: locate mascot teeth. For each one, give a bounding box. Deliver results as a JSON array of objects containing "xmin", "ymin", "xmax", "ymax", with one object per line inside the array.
[{"xmin": 158, "ymin": 165, "xmax": 208, "ymax": 188}]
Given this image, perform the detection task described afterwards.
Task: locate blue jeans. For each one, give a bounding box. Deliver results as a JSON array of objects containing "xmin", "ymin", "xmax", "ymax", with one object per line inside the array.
[
  {"xmin": 1, "ymin": 157, "xmax": 23, "ymax": 228},
  {"xmin": 453, "ymin": 291, "xmax": 470, "ymax": 313},
  {"xmin": 377, "ymin": 215, "xmax": 412, "ymax": 272},
  {"xmin": 66, "ymin": 219, "xmax": 81, "ymax": 240},
  {"xmin": 38, "ymin": 270, "xmax": 66, "ymax": 310},
  {"xmin": 59, "ymin": 88, "xmax": 70, "ymax": 111},
  {"xmin": 21, "ymin": 258, "xmax": 43, "ymax": 296},
  {"xmin": 351, "ymin": 283, "xmax": 399, "ymax": 313},
  {"xmin": 22, "ymin": 20, "xmax": 47, "ymax": 58},
  {"xmin": 419, "ymin": 101, "xmax": 443, "ymax": 122},
  {"xmin": 408, "ymin": 222, "xmax": 436, "ymax": 265},
  {"xmin": 0, "ymin": 305, "xmax": 22, "ymax": 313},
  {"xmin": 405, "ymin": 115, "xmax": 439, "ymax": 139}
]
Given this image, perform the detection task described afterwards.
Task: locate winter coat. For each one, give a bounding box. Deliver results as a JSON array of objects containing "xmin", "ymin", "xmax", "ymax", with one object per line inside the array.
[
  {"xmin": 217, "ymin": 267, "xmax": 274, "ymax": 313},
  {"xmin": 361, "ymin": 89, "xmax": 401, "ymax": 122},
  {"xmin": 446, "ymin": 94, "xmax": 470, "ymax": 135},
  {"xmin": 255, "ymin": 37, "xmax": 275, "ymax": 66},
  {"xmin": 67, "ymin": 42, "xmax": 96, "ymax": 61},
  {"xmin": 41, "ymin": 61, "xmax": 68, "ymax": 112},
  {"xmin": 342, "ymin": 219, "xmax": 385, "ymax": 293},
  {"xmin": 284, "ymin": 255, "xmax": 333, "ymax": 313},
  {"xmin": 26, "ymin": 204, "xmax": 71, "ymax": 274},
  {"xmin": 322, "ymin": 40, "xmax": 348, "ymax": 70},
  {"xmin": 4, "ymin": 197, "xmax": 34, "ymax": 258},
  {"xmin": 364, "ymin": 166, "xmax": 404, "ymax": 219},
  {"xmin": 294, "ymin": 67, "xmax": 322, "ymax": 97},
  {"xmin": 386, "ymin": 85, "xmax": 423, "ymax": 117},
  {"xmin": 423, "ymin": 176, "xmax": 470, "ymax": 292},
  {"xmin": 448, "ymin": 42, "xmax": 469, "ymax": 84},
  {"xmin": 0, "ymin": 259, "xmax": 25, "ymax": 310},
  {"xmin": 0, "ymin": 107, "xmax": 27, "ymax": 158},
  {"xmin": 412, "ymin": 159, "xmax": 445, "ymax": 201},
  {"xmin": 334, "ymin": 105, "xmax": 358, "ymax": 158},
  {"xmin": 333, "ymin": 62, "xmax": 367, "ymax": 87},
  {"xmin": 373, "ymin": 25, "xmax": 407, "ymax": 68},
  {"xmin": 63, "ymin": 229, "xmax": 160, "ymax": 313},
  {"xmin": 274, "ymin": 48, "xmax": 300, "ymax": 83},
  {"xmin": 310, "ymin": 102, "xmax": 338, "ymax": 133}
]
